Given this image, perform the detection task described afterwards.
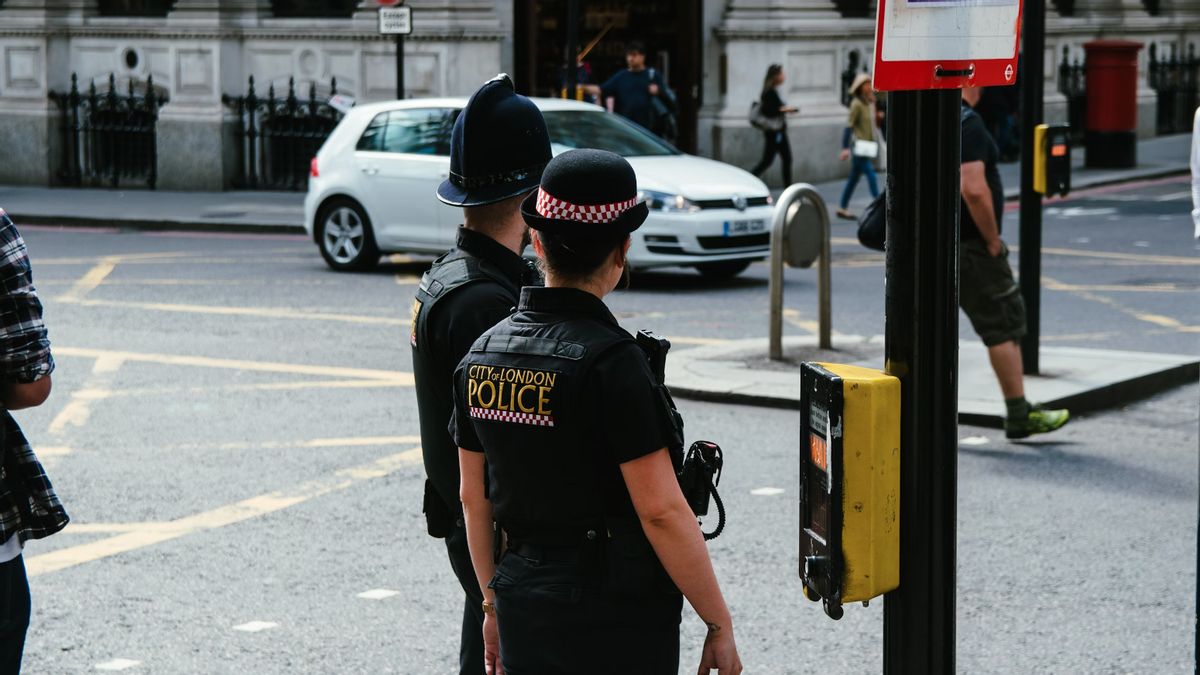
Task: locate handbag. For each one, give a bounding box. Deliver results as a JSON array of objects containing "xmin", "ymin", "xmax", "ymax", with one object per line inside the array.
[
  {"xmin": 749, "ymin": 101, "xmax": 785, "ymax": 132},
  {"xmin": 852, "ymin": 139, "xmax": 879, "ymax": 158},
  {"xmin": 856, "ymin": 190, "xmax": 886, "ymax": 252}
]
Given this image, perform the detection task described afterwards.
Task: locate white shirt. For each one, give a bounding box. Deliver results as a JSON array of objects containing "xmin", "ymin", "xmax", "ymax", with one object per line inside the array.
[
  {"xmin": 1191, "ymin": 106, "xmax": 1200, "ymax": 239},
  {"xmin": 0, "ymin": 532, "xmax": 22, "ymax": 563}
]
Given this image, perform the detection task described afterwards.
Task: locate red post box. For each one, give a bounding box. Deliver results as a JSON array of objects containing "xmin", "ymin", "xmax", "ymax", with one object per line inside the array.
[{"xmin": 1083, "ymin": 39, "xmax": 1143, "ymax": 168}]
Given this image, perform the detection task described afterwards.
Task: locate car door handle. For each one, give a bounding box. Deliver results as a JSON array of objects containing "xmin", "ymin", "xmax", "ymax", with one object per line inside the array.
[{"xmin": 362, "ymin": 166, "xmax": 379, "ymax": 176}]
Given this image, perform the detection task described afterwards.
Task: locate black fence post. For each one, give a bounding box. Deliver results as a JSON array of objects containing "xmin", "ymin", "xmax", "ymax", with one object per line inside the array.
[{"xmin": 247, "ymin": 76, "xmax": 259, "ymax": 190}]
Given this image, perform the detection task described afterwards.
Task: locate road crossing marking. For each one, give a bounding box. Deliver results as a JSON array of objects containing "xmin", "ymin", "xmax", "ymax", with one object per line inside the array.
[
  {"xmin": 1041, "ymin": 278, "xmax": 1194, "ymax": 293},
  {"xmin": 1031, "ymin": 247, "xmax": 1200, "ymax": 267},
  {"xmin": 357, "ymin": 589, "xmax": 400, "ymax": 600},
  {"xmin": 58, "ymin": 257, "xmax": 119, "ymax": 302},
  {"xmin": 48, "ymin": 356, "xmax": 124, "ymax": 435},
  {"xmin": 782, "ymin": 308, "xmax": 840, "ymax": 337},
  {"xmin": 94, "ymin": 658, "xmax": 141, "ymax": 671},
  {"xmin": 1042, "ymin": 276, "xmax": 1189, "ymax": 334},
  {"xmin": 232, "ymin": 621, "xmax": 279, "ymax": 633},
  {"xmin": 54, "ymin": 346, "xmax": 413, "ymax": 383},
  {"xmin": 960, "ymin": 436, "xmax": 989, "ymax": 446},
  {"xmin": 56, "ymin": 297, "xmax": 407, "ymax": 327},
  {"xmin": 750, "ymin": 487, "xmax": 785, "ymax": 496},
  {"xmin": 24, "ymin": 446, "xmax": 422, "ymax": 577}
]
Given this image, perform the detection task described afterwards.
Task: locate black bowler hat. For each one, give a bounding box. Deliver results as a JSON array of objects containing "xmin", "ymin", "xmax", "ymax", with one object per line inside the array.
[
  {"xmin": 520, "ymin": 149, "xmax": 649, "ymax": 236},
  {"xmin": 436, "ymin": 74, "xmax": 552, "ymax": 208}
]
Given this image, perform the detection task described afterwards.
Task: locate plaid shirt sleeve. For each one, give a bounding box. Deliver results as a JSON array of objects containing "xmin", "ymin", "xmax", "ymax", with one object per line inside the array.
[
  {"xmin": 0, "ymin": 208, "xmax": 67, "ymax": 546},
  {"xmin": 0, "ymin": 208, "xmax": 53, "ymax": 384}
]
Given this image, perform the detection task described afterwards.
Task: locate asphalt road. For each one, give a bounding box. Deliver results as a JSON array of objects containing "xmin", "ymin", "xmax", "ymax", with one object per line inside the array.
[{"xmin": 9, "ymin": 175, "xmax": 1198, "ymax": 673}]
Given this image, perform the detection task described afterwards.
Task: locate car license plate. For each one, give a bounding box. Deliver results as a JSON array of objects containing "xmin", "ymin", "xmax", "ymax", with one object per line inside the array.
[{"xmin": 723, "ymin": 219, "xmax": 766, "ymax": 236}]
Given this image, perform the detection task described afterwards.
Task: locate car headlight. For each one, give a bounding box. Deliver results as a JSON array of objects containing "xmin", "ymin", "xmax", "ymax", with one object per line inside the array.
[{"xmin": 638, "ymin": 190, "xmax": 701, "ymax": 214}]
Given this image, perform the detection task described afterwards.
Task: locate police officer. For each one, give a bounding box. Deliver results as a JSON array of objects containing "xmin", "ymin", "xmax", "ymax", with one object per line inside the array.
[
  {"xmin": 451, "ymin": 149, "xmax": 743, "ymax": 675},
  {"xmin": 411, "ymin": 74, "xmax": 550, "ymax": 675}
]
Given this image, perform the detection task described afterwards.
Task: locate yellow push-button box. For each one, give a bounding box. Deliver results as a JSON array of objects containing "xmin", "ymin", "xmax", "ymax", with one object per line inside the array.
[{"xmin": 799, "ymin": 362, "xmax": 900, "ymax": 620}]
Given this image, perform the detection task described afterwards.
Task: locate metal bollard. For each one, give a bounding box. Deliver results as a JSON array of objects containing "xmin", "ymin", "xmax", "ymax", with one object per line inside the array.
[{"xmin": 768, "ymin": 183, "xmax": 832, "ymax": 360}]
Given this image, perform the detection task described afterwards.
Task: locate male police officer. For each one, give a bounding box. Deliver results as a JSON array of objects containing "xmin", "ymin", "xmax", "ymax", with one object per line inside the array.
[{"xmin": 411, "ymin": 74, "xmax": 551, "ymax": 675}]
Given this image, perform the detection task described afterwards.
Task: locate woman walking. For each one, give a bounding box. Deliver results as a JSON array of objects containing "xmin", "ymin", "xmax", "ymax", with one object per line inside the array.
[
  {"xmin": 837, "ymin": 72, "xmax": 880, "ymax": 219},
  {"xmin": 454, "ymin": 149, "xmax": 743, "ymax": 675},
  {"xmin": 750, "ymin": 64, "xmax": 797, "ymax": 185}
]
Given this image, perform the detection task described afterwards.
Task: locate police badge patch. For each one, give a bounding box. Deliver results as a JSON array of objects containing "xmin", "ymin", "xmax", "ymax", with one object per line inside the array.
[{"xmin": 466, "ymin": 364, "xmax": 557, "ymax": 427}]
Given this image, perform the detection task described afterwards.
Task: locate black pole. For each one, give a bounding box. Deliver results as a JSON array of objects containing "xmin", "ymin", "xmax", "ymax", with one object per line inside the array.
[
  {"xmin": 882, "ymin": 88, "xmax": 961, "ymax": 675},
  {"xmin": 565, "ymin": 0, "xmax": 580, "ymax": 100},
  {"xmin": 1018, "ymin": 0, "xmax": 1045, "ymax": 374},
  {"xmin": 396, "ymin": 34, "xmax": 405, "ymax": 100}
]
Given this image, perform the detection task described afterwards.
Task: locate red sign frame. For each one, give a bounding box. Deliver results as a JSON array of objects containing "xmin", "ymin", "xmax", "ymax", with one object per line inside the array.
[{"xmin": 872, "ymin": 0, "xmax": 1024, "ymax": 91}]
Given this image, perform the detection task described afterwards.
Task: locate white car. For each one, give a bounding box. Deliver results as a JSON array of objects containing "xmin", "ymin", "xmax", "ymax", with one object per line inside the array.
[{"xmin": 304, "ymin": 97, "xmax": 773, "ymax": 277}]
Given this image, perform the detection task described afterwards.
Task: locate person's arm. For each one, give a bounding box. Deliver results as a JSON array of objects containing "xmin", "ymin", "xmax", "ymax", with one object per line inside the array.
[
  {"xmin": 961, "ymin": 159, "xmax": 1002, "ymax": 255},
  {"xmin": 622, "ymin": 449, "xmax": 742, "ymax": 674},
  {"xmin": 2, "ymin": 376, "xmax": 51, "ymax": 410},
  {"xmin": 459, "ymin": 447, "xmax": 502, "ymax": 675}
]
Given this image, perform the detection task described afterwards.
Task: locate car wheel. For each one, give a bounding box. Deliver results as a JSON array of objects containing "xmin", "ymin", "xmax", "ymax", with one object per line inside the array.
[
  {"xmin": 695, "ymin": 260, "xmax": 752, "ymax": 279},
  {"xmin": 317, "ymin": 199, "xmax": 379, "ymax": 271}
]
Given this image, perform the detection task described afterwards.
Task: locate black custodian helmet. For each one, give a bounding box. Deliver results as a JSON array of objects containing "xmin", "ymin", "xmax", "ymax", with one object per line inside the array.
[{"xmin": 436, "ymin": 74, "xmax": 553, "ymax": 208}]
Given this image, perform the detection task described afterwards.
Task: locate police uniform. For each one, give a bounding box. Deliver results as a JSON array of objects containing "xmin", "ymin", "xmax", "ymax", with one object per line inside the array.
[
  {"xmin": 450, "ymin": 150, "xmax": 685, "ymax": 675},
  {"xmin": 410, "ymin": 74, "xmax": 551, "ymax": 675}
]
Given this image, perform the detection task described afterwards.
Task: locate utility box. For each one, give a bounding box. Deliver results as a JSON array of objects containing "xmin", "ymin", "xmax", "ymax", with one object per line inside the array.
[
  {"xmin": 1034, "ymin": 123, "xmax": 1071, "ymax": 198},
  {"xmin": 799, "ymin": 362, "xmax": 900, "ymax": 620}
]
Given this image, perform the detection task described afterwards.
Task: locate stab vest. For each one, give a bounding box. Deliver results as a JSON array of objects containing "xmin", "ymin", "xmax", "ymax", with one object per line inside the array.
[
  {"xmin": 411, "ymin": 250, "xmax": 517, "ymax": 354},
  {"xmin": 460, "ymin": 310, "xmax": 641, "ymax": 538}
]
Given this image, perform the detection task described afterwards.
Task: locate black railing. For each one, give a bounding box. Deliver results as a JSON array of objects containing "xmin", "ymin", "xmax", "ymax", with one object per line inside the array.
[
  {"xmin": 223, "ymin": 76, "xmax": 344, "ymax": 191},
  {"xmin": 49, "ymin": 73, "xmax": 165, "ymax": 189},
  {"xmin": 1148, "ymin": 43, "xmax": 1199, "ymax": 135},
  {"xmin": 1057, "ymin": 47, "xmax": 1086, "ymax": 143}
]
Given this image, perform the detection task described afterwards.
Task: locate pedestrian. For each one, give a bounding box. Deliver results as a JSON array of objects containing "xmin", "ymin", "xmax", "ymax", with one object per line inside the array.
[
  {"xmin": 0, "ymin": 207, "xmax": 68, "ymax": 673},
  {"xmin": 749, "ymin": 64, "xmax": 798, "ymax": 186},
  {"xmin": 410, "ymin": 73, "xmax": 550, "ymax": 675},
  {"xmin": 959, "ymin": 86, "xmax": 1069, "ymax": 439},
  {"xmin": 836, "ymin": 73, "xmax": 881, "ymax": 220},
  {"xmin": 1190, "ymin": 105, "xmax": 1199, "ymax": 239},
  {"xmin": 583, "ymin": 42, "xmax": 672, "ymax": 135},
  {"xmin": 452, "ymin": 148, "xmax": 743, "ymax": 675}
]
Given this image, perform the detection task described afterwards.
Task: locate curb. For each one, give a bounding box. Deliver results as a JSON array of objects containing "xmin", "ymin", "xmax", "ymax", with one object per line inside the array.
[{"xmin": 8, "ymin": 213, "xmax": 308, "ymax": 236}]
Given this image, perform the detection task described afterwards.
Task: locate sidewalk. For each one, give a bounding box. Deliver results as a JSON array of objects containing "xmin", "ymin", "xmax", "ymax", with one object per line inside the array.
[
  {"xmin": 0, "ymin": 133, "xmax": 1191, "ymax": 233},
  {"xmin": 665, "ymin": 336, "xmax": 1199, "ymax": 426}
]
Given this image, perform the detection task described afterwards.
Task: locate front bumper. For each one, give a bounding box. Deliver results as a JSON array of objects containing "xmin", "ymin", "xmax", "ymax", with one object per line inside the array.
[{"xmin": 628, "ymin": 205, "xmax": 773, "ymax": 269}]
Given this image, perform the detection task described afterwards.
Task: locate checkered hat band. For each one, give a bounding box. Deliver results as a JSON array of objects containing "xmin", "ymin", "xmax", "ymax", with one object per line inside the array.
[
  {"xmin": 470, "ymin": 407, "xmax": 556, "ymax": 428},
  {"xmin": 536, "ymin": 188, "xmax": 637, "ymax": 224}
]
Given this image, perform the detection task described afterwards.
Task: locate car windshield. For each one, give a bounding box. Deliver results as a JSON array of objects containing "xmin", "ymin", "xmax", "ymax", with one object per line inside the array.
[{"xmin": 541, "ymin": 110, "xmax": 679, "ymax": 157}]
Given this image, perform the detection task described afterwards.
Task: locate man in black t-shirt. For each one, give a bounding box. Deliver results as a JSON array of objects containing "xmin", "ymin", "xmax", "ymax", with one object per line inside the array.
[
  {"xmin": 960, "ymin": 85, "xmax": 1068, "ymax": 440},
  {"xmin": 583, "ymin": 42, "xmax": 670, "ymax": 133}
]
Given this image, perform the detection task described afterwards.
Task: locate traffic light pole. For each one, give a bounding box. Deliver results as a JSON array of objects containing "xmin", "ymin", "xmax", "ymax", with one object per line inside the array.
[
  {"xmin": 1018, "ymin": 0, "xmax": 1045, "ymax": 374},
  {"xmin": 395, "ymin": 34, "xmax": 405, "ymax": 100},
  {"xmin": 565, "ymin": 0, "xmax": 580, "ymax": 100},
  {"xmin": 882, "ymin": 88, "xmax": 961, "ymax": 675}
]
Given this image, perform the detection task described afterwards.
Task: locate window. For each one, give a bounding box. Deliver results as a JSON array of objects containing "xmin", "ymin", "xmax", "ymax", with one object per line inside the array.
[
  {"xmin": 541, "ymin": 110, "xmax": 678, "ymax": 157},
  {"xmin": 97, "ymin": 0, "xmax": 175, "ymax": 16},
  {"xmin": 271, "ymin": 0, "xmax": 356, "ymax": 19},
  {"xmin": 357, "ymin": 108, "xmax": 454, "ymax": 155}
]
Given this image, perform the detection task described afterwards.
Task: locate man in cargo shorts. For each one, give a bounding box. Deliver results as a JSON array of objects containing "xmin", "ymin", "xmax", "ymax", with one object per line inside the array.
[{"xmin": 960, "ymin": 86, "xmax": 1069, "ymax": 439}]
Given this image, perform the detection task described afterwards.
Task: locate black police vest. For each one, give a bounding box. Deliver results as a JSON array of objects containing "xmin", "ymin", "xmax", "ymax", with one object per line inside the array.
[
  {"xmin": 411, "ymin": 250, "xmax": 517, "ymax": 354},
  {"xmin": 411, "ymin": 249, "xmax": 519, "ymax": 536},
  {"xmin": 461, "ymin": 312, "xmax": 636, "ymax": 537}
]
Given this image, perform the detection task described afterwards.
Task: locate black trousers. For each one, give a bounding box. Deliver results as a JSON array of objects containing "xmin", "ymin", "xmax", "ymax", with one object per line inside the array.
[
  {"xmin": 445, "ymin": 523, "xmax": 486, "ymax": 675},
  {"xmin": 0, "ymin": 554, "xmax": 30, "ymax": 674},
  {"xmin": 490, "ymin": 547, "xmax": 683, "ymax": 675},
  {"xmin": 751, "ymin": 128, "xmax": 793, "ymax": 186}
]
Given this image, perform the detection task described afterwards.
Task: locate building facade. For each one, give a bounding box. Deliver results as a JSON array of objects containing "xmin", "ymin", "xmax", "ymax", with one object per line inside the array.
[{"xmin": 0, "ymin": 0, "xmax": 1195, "ymax": 190}]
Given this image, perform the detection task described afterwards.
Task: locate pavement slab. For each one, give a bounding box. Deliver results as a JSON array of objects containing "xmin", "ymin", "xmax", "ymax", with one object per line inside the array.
[{"xmin": 667, "ymin": 335, "xmax": 1199, "ymax": 426}]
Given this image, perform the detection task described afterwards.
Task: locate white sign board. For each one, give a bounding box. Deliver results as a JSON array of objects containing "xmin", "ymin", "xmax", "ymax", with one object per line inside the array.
[
  {"xmin": 873, "ymin": 0, "xmax": 1023, "ymax": 90},
  {"xmin": 379, "ymin": 7, "xmax": 412, "ymax": 35}
]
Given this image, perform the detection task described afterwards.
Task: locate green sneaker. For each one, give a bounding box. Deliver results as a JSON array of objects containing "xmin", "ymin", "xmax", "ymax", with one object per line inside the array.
[{"xmin": 1005, "ymin": 404, "xmax": 1070, "ymax": 439}]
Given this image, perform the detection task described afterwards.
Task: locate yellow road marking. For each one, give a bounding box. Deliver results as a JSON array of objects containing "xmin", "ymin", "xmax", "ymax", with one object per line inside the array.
[
  {"xmin": 54, "ymin": 346, "xmax": 413, "ymax": 383},
  {"xmin": 1042, "ymin": 278, "xmax": 1193, "ymax": 293},
  {"xmin": 56, "ymin": 297, "xmax": 407, "ymax": 327},
  {"xmin": 670, "ymin": 336, "xmax": 732, "ymax": 346},
  {"xmin": 1134, "ymin": 313, "xmax": 1182, "ymax": 328},
  {"xmin": 58, "ymin": 258, "xmax": 118, "ymax": 301},
  {"xmin": 783, "ymin": 308, "xmax": 839, "ymax": 337},
  {"xmin": 1042, "ymin": 275, "xmax": 1189, "ymax": 333},
  {"xmin": 25, "ymin": 447, "xmax": 422, "ymax": 577},
  {"xmin": 395, "ymin": 273, "xmax": 421, "ymax": 285},
  {"xmin": 1032, "ymin": 247, "xmax": 1200, "ymax": 266},
  {"xmin": 47, "ymin": 356, "xmax": 123, "ymax": 434},
  {"xmin": 93, "ymin": 378, "xmax": 413, "ymax": 400},
  {"xmin": 1039, "ymin": 332, "xmax": 1121, "ymax": 342}
]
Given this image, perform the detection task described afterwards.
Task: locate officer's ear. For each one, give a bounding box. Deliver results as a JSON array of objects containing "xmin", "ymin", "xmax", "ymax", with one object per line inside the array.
[
  {"xmin": 531, "ymin": 231, "xmax": 546, "ymax": 258},
  {"xmin": 615, "ymin": 236, "xmax": 631, "ymax": 267}
]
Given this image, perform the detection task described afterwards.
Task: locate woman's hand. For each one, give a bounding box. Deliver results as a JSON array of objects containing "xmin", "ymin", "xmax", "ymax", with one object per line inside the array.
[
  {"xmin": 697, "ymin": 622, "xmax": 743, "ymax": 675},
  {"xmin": 839, "ymin": 148, "xmax": 851, "ymax": 162},
  {"xmin": 483, "ymin": 612, "xmax": 504, "ymax": 675}
]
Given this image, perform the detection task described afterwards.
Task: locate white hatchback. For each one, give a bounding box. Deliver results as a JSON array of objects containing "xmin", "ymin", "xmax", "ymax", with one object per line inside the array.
[{"xmin": 304, "ymin": 97, "xmax": 773, "ymax": 277}]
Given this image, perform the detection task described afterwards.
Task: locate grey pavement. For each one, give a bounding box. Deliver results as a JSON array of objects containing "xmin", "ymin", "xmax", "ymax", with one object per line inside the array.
[
  {"xmin": 666, "ymin": 335, "xmax": 1200, "ymax": 426},
  {"xmin": 0, "ymin": 132, "xmax": 1192, "ymax": 234}
]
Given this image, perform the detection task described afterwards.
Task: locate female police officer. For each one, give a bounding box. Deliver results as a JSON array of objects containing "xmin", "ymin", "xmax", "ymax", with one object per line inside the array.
[{"xmin": 451, "ymin": 149, "xmax": 743, "ymax": 675}]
